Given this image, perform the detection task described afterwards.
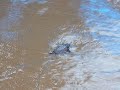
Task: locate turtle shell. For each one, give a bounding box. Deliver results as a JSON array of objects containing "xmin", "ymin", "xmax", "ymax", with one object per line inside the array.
[{"xmin": 50, "ymin": 43, "xmax": 71, "ymax": 55}]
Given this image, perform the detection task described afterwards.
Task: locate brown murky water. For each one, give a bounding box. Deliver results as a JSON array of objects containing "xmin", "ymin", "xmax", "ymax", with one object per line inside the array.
[{"xmin": 0, "ymin": 0, "xmax": 120, "ymax": 90}]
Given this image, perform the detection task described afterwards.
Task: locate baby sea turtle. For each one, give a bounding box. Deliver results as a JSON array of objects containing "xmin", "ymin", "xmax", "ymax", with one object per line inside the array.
[{"xmin": 49, "ymin": 43, "xmax": 71, "ymax": 55}]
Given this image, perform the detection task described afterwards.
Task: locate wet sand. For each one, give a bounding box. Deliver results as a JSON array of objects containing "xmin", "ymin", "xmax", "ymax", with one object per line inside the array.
[{"xmin": 0, "ymin": 0, "xmax": 120, "ymax": 90}]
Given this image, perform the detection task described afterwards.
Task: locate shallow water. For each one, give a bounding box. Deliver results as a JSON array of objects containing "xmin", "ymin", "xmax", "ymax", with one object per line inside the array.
[{"xmin": 0, "ymin": 0, "xmax": 120, "ymax": 90}]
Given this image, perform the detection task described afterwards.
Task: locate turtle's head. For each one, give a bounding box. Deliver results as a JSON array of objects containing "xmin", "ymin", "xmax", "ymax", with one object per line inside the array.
[
  {"xmin": 64, "ymin": 43, "xmax": 71, "ymax": 52},
  {"xmin": 65, "ymin": 43, "xmax": 70, "ymax": 48}
]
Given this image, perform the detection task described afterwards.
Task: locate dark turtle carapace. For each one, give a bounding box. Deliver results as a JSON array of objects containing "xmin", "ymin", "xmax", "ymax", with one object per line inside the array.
[{"xmin": 49, "ymin": 43, "xmax": 71, "ymax": 55}]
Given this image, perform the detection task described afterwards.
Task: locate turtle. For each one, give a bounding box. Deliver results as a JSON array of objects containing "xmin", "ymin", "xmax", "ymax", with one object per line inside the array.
[{"xmin": 49, "ymin": 43, "xmax": 71, "ymax": 55}]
